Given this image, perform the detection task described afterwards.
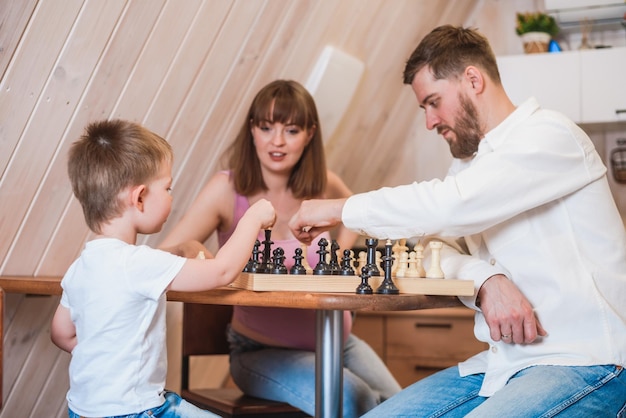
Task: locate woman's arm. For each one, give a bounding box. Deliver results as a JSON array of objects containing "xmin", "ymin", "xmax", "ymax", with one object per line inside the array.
[{"xmin": 159, "ymin": 171, "xmax": 233, "ymax": 255}]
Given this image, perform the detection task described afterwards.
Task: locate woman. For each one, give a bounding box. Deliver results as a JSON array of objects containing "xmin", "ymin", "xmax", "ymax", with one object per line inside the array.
[{"xmin": 160, "ymin": 79, "xmax": 400, "ymax": 417}]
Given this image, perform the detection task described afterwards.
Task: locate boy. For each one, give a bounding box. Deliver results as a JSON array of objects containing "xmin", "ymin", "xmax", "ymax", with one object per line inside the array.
[{"xmin": 51, "ymin": 119, "xmax": 275, "ymax": 418}]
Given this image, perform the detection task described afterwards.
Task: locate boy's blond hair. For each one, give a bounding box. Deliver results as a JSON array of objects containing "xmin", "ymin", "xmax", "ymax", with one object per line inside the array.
[{"xmin": 68, "ymin": 119, "xmax": 173, "ymax": 233}]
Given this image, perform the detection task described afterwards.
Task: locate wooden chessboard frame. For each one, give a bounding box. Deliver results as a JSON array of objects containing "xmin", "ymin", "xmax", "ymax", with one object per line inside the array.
[{"xmin": 230, "ymin": 272, "xmax": 474, "ymax": 296}]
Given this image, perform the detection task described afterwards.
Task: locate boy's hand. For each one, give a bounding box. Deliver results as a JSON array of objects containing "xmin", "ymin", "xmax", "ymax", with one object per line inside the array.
[{"xmin": 249, "ymin": 198, "xmax": 276, "ymax": 230}]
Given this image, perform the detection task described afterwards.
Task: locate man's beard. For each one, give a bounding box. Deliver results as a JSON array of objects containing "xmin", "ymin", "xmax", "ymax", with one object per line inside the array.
[{"xmin": 438, "ymin": 94, "xmax": 483, "ymax": 159}]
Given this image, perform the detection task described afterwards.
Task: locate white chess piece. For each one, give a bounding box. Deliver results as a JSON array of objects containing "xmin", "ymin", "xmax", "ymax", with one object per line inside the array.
[
  {"xmin": 395, "ymin": 251, "xmax": 409, "ymax": 278},
  {"xmin": 357, "ymin": 251, "xmax": 367, "ymax": 275},
  {"xmin": 391, "ymin": 242, "xmax": 400, "ymax": 275},
  {"xmin": 413, "ymin": 242, "xmax": 426, "ymax": 278},
  {"xmin": 349, "ymin": 249, "xmax": 358, "ymax": 272},
  {"xmin": 397, "ymin": 238, "xmax": 408, "ymax": 254},
  {"xmin": 406, "ymin": 251, "xmax": 420, "ymax": 278},
  {"xmin": 426, "ymin": 240, "xmax": 444, "ymax": 279}
]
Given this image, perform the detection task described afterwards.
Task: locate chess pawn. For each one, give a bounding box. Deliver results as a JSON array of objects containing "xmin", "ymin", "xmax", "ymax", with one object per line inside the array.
[
  {"xmin": 290, "ymin": 247, "xmax": 307, "ymax": 275},
  {"xmin": 313, "ymin": 237, "xmax": 330, "ymax": 275},
  {"xmin": 357, "ymin": 251, "xmax": 367, "ymax": 275},
  {"xmin": 355, "ymin": 267, "xmax": 373, "ymax": 294},
  {"xmin": 349, "ymin": 250, "xmax": 357, "ymax": 272},
  {"xmin": 300, "ymin": 243, "xmax": 313, "ymax": 274},
  {"xmin": 340, "ymin": 249, "xmax": 355, "ymax": 276},
  {"xmin": 395, "ymin": 251, "xmax": 409, "ymax": 278},
  {"xmin": 405, "ymin": 251, "xmax": 420, "ymax": 278},
  {"xmin": 413, "ymin": 241, "xmax": 426, "ymax": 278},
  {"xmin": 426, "ymin": 240, "xmax": 445, "ymax": 279},
  {"xmin": 271, "ymin": 247, "xmax": 288, "ymax": 274}
]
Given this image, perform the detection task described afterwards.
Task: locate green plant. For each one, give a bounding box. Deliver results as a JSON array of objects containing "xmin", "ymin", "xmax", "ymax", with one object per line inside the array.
[{"xmin": 515, "ymin": 12, "xmax": 559, "ymax": 37}]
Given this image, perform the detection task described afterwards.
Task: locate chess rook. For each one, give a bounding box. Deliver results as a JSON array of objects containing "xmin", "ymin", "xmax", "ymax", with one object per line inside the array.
[{"xmin": 426, "ymin": 240, "xmax": 445, "ymax": 279}]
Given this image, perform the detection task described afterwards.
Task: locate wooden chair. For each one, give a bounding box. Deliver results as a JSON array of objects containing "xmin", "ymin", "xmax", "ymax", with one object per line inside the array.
[{"xmin": 181, "ymin": 303, "xmax": 309, "ymax": 418}]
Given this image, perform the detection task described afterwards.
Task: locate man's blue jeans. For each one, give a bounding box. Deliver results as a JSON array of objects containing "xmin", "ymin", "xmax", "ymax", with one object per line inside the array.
[
  {"xmin": 362, "ymin": 364, "xmax": 626, "ymax": 417},
  {"xmin": 68, "ymin": 391, "xmax": 220, "ymax": 418}
]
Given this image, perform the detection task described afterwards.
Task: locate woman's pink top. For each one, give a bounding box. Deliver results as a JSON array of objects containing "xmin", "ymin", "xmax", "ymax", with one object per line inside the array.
[{"xmin": 218, "ymin": 193, "xmax": 352, "ymax": 351}]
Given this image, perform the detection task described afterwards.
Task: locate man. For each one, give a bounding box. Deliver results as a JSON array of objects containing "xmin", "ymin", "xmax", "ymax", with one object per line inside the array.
[{"xmin": 289, "ymin": 25, "xmax": 626, "ymax": 416}]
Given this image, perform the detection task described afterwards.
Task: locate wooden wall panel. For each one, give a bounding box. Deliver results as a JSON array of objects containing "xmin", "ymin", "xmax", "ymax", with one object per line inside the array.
[
  {"xmin": 2, "ymin": 1, "xmax": 128, "ymax": 275},
  {"xmin": 0, "ymin": 0, "xmax": 38, "ymax": 80}
]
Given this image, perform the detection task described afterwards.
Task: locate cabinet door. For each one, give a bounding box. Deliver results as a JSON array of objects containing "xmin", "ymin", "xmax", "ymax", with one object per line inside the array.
[
  {"xmin": 497, "ymin": 51, "xmax": 581, "ymax": 122},
  {"xmin": 580, "ymin": 47, "xmax": 626, "ymax": 123}
]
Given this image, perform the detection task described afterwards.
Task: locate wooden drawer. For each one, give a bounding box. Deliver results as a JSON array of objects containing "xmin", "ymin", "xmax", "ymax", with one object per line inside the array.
[
  {"xmin": 387, "ymin": 358, "xmax": 447, "ymax": 387},
  {"xmin": 386, "ymin": 314, "xmax": 487, "ymax": 362},
  {"xmin": 351, "ymin": 308, "xmax": 488, "ymax": 388}
]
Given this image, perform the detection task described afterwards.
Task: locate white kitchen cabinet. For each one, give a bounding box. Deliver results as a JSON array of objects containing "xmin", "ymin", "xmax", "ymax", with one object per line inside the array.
[
  {"xmin": 497, "ymin": 47, "xmax": 626, "ymax": 124},
  {"xmin": 580, "ymin": 47, "xmax": 626, "ymax": 123},
  {"xmin": 497, "ymin": 51, "xmax": 581, "ymax": 121}
]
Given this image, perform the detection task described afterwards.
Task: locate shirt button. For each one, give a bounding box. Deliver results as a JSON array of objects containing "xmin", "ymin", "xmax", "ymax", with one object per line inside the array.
[
  {"xmin": 490, "ymin": 259, "xmax": 496, "ymax": 265},
  {"xmin": 491, "ymin": 346, "xmax": 498, "ymax": 353}
]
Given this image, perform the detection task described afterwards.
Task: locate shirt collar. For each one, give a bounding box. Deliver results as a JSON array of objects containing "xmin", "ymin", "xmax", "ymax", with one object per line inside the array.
[{"xmin": 478, "ymin": 97, "xmax": 540, "ymax": 155}]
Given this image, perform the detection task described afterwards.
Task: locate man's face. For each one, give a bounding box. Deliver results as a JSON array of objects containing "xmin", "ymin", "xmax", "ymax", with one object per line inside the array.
[{"xmin": 411, "ymin": 67, "xmax": 483, "ymax": 159}]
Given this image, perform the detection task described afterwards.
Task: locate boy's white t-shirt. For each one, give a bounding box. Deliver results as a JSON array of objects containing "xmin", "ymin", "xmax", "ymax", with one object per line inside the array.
[{"xmin": 59, "ymin": 238, "xmax": 186, "ymax": 417}]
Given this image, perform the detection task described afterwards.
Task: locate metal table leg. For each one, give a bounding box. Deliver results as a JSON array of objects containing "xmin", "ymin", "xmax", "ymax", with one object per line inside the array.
[{"xmin": 315, "ymin": 309, "xmax": 344, "ymax": 418}]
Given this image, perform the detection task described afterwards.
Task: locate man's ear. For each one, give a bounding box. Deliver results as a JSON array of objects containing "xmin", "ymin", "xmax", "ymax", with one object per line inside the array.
[
  {"xmin": 465, "ymin": 66, "xmax": 485, "ymax": 94},
  {"xmin": 130, "ymin": 184, "xmax": 146, "ymax": 212}
]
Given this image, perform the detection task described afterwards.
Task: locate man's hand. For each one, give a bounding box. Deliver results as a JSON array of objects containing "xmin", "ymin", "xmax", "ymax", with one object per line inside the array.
[
  {"xmin": 288, "ymin": 198, "xmax": 347, "ymax": 245},
  {"xmin": 478, "ymin": 274, "xmax": 547, "ymax": 344}
]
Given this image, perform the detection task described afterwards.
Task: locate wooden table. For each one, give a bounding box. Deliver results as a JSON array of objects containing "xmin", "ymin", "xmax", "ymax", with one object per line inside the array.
[{"xmin": 0, "ymin": 276, "xmax": 464, "ymax": 418}]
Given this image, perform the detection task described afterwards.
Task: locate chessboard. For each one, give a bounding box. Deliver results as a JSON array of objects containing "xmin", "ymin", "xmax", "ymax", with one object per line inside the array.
[
  {"xmin": 230, "ymin": 272, "xmax": 473, "ymax": 296},
  {"xmin": 228, "ymin": 231, "xmax": 474, "ymax": 297}
]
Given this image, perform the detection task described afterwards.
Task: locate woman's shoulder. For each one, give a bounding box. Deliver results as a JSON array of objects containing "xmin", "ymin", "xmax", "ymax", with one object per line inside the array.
[
  {"xmin": 203, "ymin": 170, "xmax": 236, "ymax": 195},
  {"xmin": 324, "ymin": 169, "xmax": 352, "ymax": 199}
]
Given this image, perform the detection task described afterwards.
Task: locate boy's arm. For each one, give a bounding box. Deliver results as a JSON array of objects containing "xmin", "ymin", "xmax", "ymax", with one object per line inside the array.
[
  {"xmin": 168, "ymin": 199, "xmax": 275, "ymax": 292},
  {"xmin": 51, "ymin": 304, "xmax": 77, "ymax": 353}
]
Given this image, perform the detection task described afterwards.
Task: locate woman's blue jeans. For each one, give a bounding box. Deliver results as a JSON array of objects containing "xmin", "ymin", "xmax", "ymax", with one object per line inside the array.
[
  {"xmin": 361, "ymin": 364, "xmax": 626, "ymax": 417},
  {"xmin": 68, "ymin": 391, "xmax": 220, "ymax": 418},
  {"xmin": 228, "ymin": 328, "xmax": 401, "ymax": 418}
]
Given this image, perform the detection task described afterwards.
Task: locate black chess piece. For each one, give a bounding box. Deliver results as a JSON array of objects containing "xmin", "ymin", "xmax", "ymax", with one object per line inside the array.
[
  {"xmin": 356, "ymin": 266, "xmax": 373, "ymax": 294},
  {"xmin": 376, "ymin": 240, "xmax": 399, "ymax": 294},
  {"xmin": 271, "ymin": 247, "xmax": 288, "ymax": 274},
  {"xmin": 243, "ymin": 239, "xmax": 261, "ymax": 273},
  {"xmin": 259, "ymin": 229, "xmax": 273, "ymax": 273},
  {"xmin": 313, "ymin": 237, "xmax": 331, "ymax": 275},
  {"xmin": 364, "ymin": 238, "xmax": 380, "ymax": 276},
  {"xmin": 328, "ymin": 239, "xmax": 341, "ymax": 275},
  {"xmin": 290, "ymin": 247, "xmax": 307, "ymax": 275},
  {"xmin": 340, "ymin": 249, "xmax": 355, "ymax": 276}
]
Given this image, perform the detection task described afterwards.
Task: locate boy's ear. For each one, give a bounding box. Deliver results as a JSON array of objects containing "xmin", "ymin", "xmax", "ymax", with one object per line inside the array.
[{"xmin": 130, "ymin": 184, "xmax": 147, "ymax": 212}]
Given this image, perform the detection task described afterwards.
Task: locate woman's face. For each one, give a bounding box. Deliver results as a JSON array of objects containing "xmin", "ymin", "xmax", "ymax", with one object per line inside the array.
[{"xmin": 251, "ymin": 119, "xmax": 314, "ymax": 175}]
